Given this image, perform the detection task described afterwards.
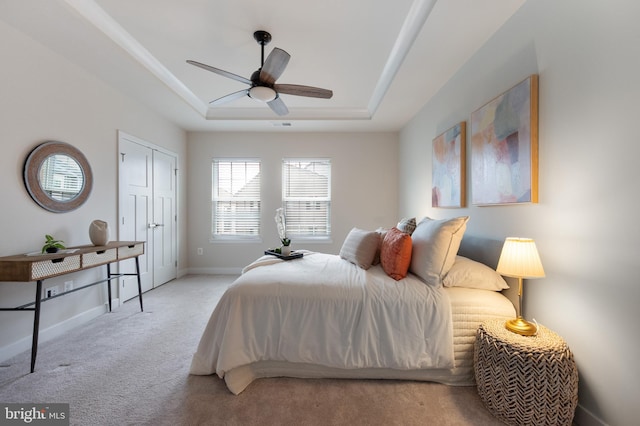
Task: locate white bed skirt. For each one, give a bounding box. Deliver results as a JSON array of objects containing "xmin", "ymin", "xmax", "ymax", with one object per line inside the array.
[{"xmin": 224, "ymin": 361, "xmax": 470, "ymax": 395}]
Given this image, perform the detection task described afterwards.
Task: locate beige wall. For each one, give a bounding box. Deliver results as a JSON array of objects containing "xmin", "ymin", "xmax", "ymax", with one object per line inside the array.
[
  {"xmin": 399, "ymin": 1, "xmax": 640, "ymax": 425},
  {"xmin": 0, "ymin": 21, "xmax": 187, "ymax": 359},
  {"xmin": 187, "ymin": 131, "xmax": 399, "ymax": 272}
]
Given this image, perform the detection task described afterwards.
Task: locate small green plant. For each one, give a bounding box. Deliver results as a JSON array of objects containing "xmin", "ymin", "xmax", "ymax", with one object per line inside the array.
[
  {"xmin": 281, "ymin": 237, "xmax": 291, "ymax": 246},
  {"xmin": 42, "ymin": 234, "xmax": 65, "ymax": 254}
]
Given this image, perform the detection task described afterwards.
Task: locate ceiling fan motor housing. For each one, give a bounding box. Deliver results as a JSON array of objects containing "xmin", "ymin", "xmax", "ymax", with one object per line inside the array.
[{"xmin": 250, "ymin": 69, "xmax": 264, "ymax": 86}]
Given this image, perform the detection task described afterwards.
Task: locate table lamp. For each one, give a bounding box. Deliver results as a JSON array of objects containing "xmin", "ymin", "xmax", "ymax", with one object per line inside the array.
[{"xmin": 496, "ymin": 237, "xmax": 545, "ymax": 336}]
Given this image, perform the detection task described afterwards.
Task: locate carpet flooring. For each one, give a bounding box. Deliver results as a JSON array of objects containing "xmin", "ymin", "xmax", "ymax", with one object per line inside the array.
[{"xmin": 0, "ymin": 275, "xmax": 502, "ymax": 426}]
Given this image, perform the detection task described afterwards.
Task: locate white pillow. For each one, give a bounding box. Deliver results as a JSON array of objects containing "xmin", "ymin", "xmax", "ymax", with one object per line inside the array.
[
  {"xmin": 339, "ymin": 228, "xmax": 380, "ymax": 270},
  {"xmin": 443, "ymin": 256, "xmax": 509, "ymax": 291},
  {"xmin": 409, "ymin": 216, "xmax": 469, "ymax": 286}
]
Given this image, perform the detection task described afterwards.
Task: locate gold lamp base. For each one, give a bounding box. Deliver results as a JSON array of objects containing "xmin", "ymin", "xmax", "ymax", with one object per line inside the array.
[{"xmin": 505, "ymin": 316, "xmax": 538, "ymax": 336}]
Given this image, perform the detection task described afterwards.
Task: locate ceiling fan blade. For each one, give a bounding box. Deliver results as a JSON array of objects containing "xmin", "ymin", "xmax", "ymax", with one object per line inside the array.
[
  {"xmin": 260, "ymin": 48, "xmax": 290, "ymax": 85},
  {"xmin": 186, "ymin": 60, "xmax": 252, "ymax": 85},
  {"xmin": 274, "ymin": 84, "xmax": 333, "ymax": 99},
  {"xmin": 209, "ymin": 89, "xmax": 249, "ymax": 106},
  {"xmin": 267, "ymin": 96, "xmax": 289, "ymax": 116}
]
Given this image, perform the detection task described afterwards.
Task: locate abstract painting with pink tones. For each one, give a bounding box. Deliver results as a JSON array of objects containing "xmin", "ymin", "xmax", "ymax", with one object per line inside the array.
[
  {"xmin": 432, "ymin": 122, "xmax": 466, "ymax": 208},
  {"xmin": 471, "ymin": 75, "xmax": 538, "ymax": 205}
]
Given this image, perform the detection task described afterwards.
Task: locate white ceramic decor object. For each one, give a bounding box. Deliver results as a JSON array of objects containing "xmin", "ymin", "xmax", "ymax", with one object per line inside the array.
[{"xmin": 89, "ymin": 220, "xmax": 110, "ymax": 246}]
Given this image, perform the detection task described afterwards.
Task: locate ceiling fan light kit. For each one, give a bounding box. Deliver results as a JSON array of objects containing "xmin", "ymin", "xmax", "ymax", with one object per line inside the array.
[
  {"xmin": 187, "ymin": 30, "xmax": 333, "ymax": 116},
  {"xmin": 249, "ymin": 86, "xmax": 277, "ymax": 102}
]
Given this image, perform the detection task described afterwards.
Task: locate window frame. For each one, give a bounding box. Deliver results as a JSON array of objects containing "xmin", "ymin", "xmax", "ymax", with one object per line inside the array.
[
  {"xmin": 211, "ymin": 158, "xmax": 262, "ymax": 243},
  {"xmin": 281, "ymin": 158, "xmax": 332, "ymax": 242}
]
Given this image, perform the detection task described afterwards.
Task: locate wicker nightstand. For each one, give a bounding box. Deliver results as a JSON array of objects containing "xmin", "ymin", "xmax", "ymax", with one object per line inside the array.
[{"xmin": 474, "ymin": 319, "xmax": 578, "ymax": 426}]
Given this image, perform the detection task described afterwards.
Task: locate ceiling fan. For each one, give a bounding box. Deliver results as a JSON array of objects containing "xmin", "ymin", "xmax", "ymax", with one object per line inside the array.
[{"xmin": 187, "ymin": 31, "xmax": 333, "ymax": 116}]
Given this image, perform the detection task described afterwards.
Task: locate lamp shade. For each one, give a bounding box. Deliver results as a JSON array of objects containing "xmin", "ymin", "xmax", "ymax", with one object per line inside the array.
[
  {"xmin": 249, "ymin": 86, "xmax": 277, "ymax": 102},
  {"xmin": 496, "ymin": 237, "xmax": 545, "ymax": 279}
]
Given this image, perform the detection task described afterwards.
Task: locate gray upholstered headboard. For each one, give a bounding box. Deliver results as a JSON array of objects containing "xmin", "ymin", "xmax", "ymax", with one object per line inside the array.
[{"xmin": 458, "ymin": 235, "xmax": 519, "ymax": 315}]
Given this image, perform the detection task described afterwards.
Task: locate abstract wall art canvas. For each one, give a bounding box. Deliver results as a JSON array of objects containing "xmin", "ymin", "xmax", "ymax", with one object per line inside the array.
[
  {"xmin": 432, "ymin": 122, "xmax": 466, "ymax": 208},
  {"xmin": 470, "ymin": 75, "xmax": 539, "ymax": 205}
]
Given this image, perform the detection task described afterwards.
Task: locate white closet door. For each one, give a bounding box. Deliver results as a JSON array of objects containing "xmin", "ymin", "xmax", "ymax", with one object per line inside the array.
[
  {"xmin": 118, "ymin": 132, "xmax": 177, "ymax": 302},
  {"xmin": 151, "ymin": 149, "xmax": 177, "ymax": 287}
]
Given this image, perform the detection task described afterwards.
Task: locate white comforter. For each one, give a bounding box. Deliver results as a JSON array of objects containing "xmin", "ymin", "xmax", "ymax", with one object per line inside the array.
[{"xmin": 190, "ymin": 252, "xmax": 454, "ymax": 379}]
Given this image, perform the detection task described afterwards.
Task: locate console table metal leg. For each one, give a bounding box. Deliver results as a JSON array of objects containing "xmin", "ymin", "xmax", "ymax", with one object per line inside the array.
[
  {"xmin": 135, "ymin": 256, "xmax": 143, "ymax": 312},
  {"xmin": 106, "ymin": 263, "xmax": 112, "ymax": 312},
  {"xmin": 30, "ymin": 280, "xmax": 42, "ymax": 373}
]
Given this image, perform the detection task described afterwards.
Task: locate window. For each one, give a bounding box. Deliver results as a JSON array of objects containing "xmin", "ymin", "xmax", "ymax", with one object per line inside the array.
[
  {"xmin": 212, "ymin": 159, "xmax": 261, "ymax": 240},
  {"xmin": 282, "ymin": 159, "xmax": 331, "ymax": 239}
]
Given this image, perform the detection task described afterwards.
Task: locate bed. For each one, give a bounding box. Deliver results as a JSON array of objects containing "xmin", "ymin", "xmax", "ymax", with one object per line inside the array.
[{"xmin": 190, "ymin": 217, "xmax": 517, "ymax": 394}]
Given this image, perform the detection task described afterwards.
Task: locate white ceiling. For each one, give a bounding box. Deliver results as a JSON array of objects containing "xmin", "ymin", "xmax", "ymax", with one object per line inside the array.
[{"xmin": 1, "ymin": 0, "xmax": 525, "ymax": 132}]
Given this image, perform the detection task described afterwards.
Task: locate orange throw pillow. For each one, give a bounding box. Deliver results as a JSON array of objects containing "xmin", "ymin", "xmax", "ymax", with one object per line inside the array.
[{"xmin": 380, "ymin": 227, "xmax": 413, "ymax": 280}]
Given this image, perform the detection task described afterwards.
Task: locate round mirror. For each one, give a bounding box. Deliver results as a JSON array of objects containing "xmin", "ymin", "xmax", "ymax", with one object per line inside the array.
[{"xmin": 24, "ymin": 141, "xmax": 93, "ymax": 213}]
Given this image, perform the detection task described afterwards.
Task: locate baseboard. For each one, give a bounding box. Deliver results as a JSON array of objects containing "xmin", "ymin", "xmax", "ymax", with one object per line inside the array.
[
  {"xmin": 187, "ymin": 267, "xmax": 242, "ymax": 275},
  {"xmin": 574, "ymin": 404, "xmax": 608, "ymax": 426},
  {"xmin": 0, "ymin": 304, "xmax": 107, "ymax": 363}
]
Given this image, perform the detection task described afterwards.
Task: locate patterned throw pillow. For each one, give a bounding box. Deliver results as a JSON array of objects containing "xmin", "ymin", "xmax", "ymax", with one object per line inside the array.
[
  {"xmin": 380, "ymin": 227, "xmax": 413, "ymax": 280},
  {"xmin": 396, "ymin": 217, "xmax": 417, "ymax": 235}
]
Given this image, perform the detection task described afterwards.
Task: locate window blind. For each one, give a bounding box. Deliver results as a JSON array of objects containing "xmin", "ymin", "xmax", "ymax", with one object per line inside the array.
[
  {"xmin": 282, "ymin": 159, "xmax": 331, "ymax": 238},
  {"xmin": 40, "ymin": 154, "xmax": 84, "ymax": 201},
  {"xmin": 212, "ymin": 160, "xmax": 261, "ymax": 239}
]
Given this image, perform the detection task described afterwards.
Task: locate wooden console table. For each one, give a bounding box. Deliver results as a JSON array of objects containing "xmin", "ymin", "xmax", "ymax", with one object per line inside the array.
[{"xmin": 0, "ymin": 241, "xmax": 145, "ymax": 373}]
